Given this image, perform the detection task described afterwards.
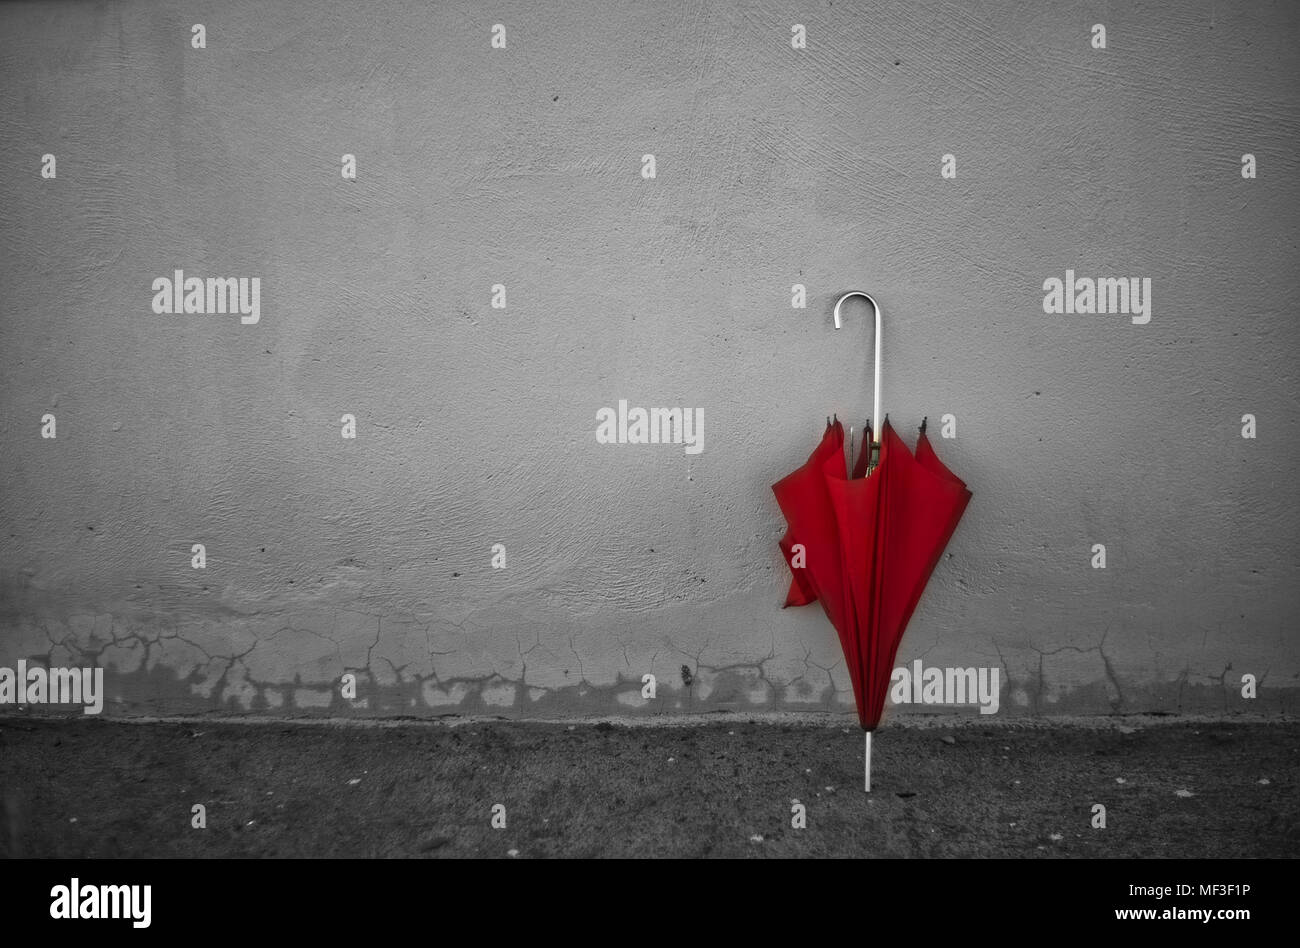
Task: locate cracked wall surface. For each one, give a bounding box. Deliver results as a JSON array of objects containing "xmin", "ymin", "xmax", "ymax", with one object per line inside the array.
[{"xmin": 1, "ymin": 0, "xmax": 1298, "ymax": 720}]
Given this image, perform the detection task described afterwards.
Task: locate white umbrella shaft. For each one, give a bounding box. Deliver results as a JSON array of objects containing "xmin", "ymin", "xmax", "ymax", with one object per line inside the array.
[
  {"xmin": 832, "ymin": 291, "xmax": 883, "ymax": 436},
  {"xmin": 864, "ymin": 731, "xmax": 872, "ymax": 793}
]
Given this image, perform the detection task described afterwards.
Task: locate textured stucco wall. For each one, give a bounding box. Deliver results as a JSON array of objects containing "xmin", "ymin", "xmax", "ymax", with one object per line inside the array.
[{"xmin": 1, "ymin": 0, "xmax": 1297, "ymax": 720}]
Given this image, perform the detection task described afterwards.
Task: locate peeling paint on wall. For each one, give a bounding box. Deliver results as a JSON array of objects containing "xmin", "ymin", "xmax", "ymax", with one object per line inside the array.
[{"xmin": 0, "ymin": 588, "xmax": 1292, "ymax": 719}]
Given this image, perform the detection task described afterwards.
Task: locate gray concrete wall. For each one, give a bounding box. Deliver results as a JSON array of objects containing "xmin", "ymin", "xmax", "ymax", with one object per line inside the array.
[{"xmin": 1, "ymin": 0, "xmax": 1297, "ymax": 720}]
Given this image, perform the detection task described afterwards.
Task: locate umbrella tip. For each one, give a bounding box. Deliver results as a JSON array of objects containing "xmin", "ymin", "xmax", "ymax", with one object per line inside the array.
[{"xmin": 920, "ymin": 416, "xmax": 927, "ymax": 433}]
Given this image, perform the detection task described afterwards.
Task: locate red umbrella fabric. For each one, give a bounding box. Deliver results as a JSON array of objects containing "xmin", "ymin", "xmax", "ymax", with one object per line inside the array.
[{"xmin": 773, "ymin": 416, "xmax": 971, "ymax": 732}]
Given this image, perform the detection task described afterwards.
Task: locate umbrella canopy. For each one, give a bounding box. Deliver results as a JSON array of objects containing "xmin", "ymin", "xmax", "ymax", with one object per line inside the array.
[{"xmin": 772, "ymin": 415, "xmax": 971, "ymax": 731}]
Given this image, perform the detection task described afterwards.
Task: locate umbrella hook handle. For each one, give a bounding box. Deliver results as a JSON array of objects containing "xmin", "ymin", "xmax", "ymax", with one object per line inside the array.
[{"xmin": 832, "ymin": 291, "xmax": 883, "ymax": 460}]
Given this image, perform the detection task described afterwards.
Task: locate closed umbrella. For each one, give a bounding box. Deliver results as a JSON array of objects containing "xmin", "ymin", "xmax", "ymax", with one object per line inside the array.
[{"xmin": 772, "ymin": 292, "xmax": 972, "ymax": 790}]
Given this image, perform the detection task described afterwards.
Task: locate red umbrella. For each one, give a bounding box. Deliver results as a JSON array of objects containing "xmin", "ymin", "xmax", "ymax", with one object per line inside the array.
[{"xmin": 772, "ymin": 292, "xmax": 972, "ymax": 790}]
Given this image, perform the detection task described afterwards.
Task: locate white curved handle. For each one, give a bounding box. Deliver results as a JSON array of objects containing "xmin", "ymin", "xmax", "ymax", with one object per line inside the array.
[{"xmin": 832, "ymin": 291, "xmax": 882, "ymax": 440}]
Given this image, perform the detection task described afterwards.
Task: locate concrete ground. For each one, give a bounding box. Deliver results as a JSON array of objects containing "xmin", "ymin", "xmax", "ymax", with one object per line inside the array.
[{"xmin": 1, "ymin": 716, "xmax": 1295, "ymax": 858}]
